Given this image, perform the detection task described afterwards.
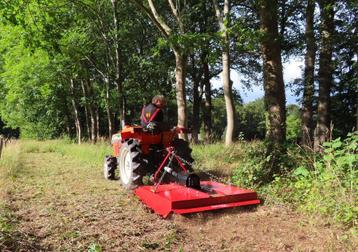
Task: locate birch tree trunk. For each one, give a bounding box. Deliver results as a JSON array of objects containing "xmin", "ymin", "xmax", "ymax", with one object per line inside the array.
[
  {"xmin": 80, "ymin": 80, "xmax": 91, "ymax": 139},
  {"xmin": 103, "ymin": 77, "xmax": 113, "ymax": 139},
  {"xmin": 301, "ymin": 0, "xmax": 316, "ymax": 148},
  {"xmin": 202, "ymin": 59, "xmax": 212, "ymax": 144},
  {"xmin": 213, "ymin": 0, "xmax": 235, "ymax": 146},
  {"xmin": 315, "ymin": 0, "xmax": 335, "ymax": 151},
  {"xmin": 70, "ymin": 79, "xmax": 82, "ymax": 144},
  {"xmin": 96, "ymin": 108, "xmax": 100, "ymax": 140},
  {"xmin": 111, "ymin": 0, "xmax": 125, "ymax": 129},
  {"xmin": 174, "ymin": 49, "xmax": 188, "ymax": 137},
  {"xmin": 260, "ymin": 0, "xmax": 286, "ymax": 176},
  {"xmin": 84, "ymin": 78, "xmax": 97, "ymax": 143},
  {"xmin": 190, "ymin": 55, "xmax": 202, "ymax": 144},
  {"xmin": 356, "ymin": 89, "xmax": 358, "ymax": 131},
  {"xmin": 89, "ymin": 107, "xmax": 97, "ymax": 143},
  {"xmin": 222, "ymin": 40, "xmax": 235, "ymax": 145}
]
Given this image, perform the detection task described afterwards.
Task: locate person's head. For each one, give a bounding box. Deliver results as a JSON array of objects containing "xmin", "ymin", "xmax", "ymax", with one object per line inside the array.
[{"xmin": 152, "ymin": 95, "xmax": 167, "ymax": 108}]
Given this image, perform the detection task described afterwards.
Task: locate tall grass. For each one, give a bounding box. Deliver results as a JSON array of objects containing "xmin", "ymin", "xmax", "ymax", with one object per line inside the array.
[
  {"xmin": 0, "ymin": 141, "xmax": 22, "ymax": 249},
  {"xmin": 21, "ymin": 139, "xmax": 112, "ymax": 167},
  {"xmin": 192, "ymin": 141, "xmax": 263, "ymax": 178},
  {"xmin": 266, "ymin": 132, "xmax": 358, "ymax": 228},
  {"xmin": 0, "ymin": 141, "xmax": 22, "ymax": 180},
  {"xmin": 227, "ymin": 132, "xmax": 357, "ymax": 229},
  {"xmin": 194, "ymin": 134, "xmax": 357, "ymax": 229}
]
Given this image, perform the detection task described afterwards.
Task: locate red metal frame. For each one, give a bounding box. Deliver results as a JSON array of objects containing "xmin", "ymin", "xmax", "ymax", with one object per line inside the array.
[
  {"xmin": 173, "ymin": 154, "xmax": 188, "ymax": 173},
  {"xmin": 153, "ymin": 147, "xmax": 188, "ymax": 182},
  {"xmin": 153, "ymin": 147, "xmax": 174, "ymax": 181}
]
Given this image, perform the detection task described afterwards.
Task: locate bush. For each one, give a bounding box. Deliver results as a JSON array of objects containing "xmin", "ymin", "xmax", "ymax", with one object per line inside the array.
[
  {"xmin": 286, "ymin": 105, "xmax": 301, "ymax": 143},
  {"xmin": 231, "ymin": 141, "xmax": 266, "ymax": 189},
  {"xmin": 267, "ymin": 132, "xmax": 358, "ymax": 226}
]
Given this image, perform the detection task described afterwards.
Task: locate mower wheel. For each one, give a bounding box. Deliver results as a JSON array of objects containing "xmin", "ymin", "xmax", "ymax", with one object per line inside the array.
[
  {"xmin": 119, "ymin": 139, "xmax": 145, "ymax": 189},
  {"xmin": 172, "ymin": 138, "xmax": 194, "ymax": 172},
  {"xmin": 104, "ymin": 155, "xmax": 117, "ymax": 180}
]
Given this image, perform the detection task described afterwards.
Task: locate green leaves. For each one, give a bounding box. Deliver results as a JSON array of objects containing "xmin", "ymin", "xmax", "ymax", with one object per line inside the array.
[
  {"xmin": 286, "ymin": 105, "xmax": 301, "ymax": 142},
  {"xmin": 295, "ymin": 132, "xmax": 357, "ymax": 225},
  {"xmin": 293, "ymin": 166, "xmax": 310, "ymax": 178},
  {"xmin": 167, "ymin": 33, "xmax": 214, "ymax": 53}
]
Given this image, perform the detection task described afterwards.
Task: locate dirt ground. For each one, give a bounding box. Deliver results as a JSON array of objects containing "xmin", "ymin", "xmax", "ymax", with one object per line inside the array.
[{"xmin": 1, "ymin": 150, "xmax": 356, "ymax": 251}]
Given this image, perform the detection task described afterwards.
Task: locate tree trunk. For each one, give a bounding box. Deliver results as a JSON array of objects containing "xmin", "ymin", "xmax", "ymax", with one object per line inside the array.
[
  {"xmin": 84, "ymin": 78, "xmax": 97, "ymax": 143},
  {"xmin": 0, "ymin": 136, "xmax": 3, "ymax": 160},
  {"xmin": 64, "ymin": 114, "xmax": 71, "ymax": 137},
  {"xmin": 260, "ymin": 0, "xmax": 286, "ymax": 176},
  {"xmin": 174, "ymin": 49, "xmax": 188, "ymax": 140},
  {"xmin": 89, "ymin": 108, "xmax": 97, "ymax": 143},
  {"xmin": 96, "ymin": 108, "xmax": 100, "ymax": 140},
  {"xmin": 200, "ymin": 2, "xmax": 212, "ymax": 144},
  {"xmin": 356, "ymin": 89, "xmax": 358, "ymax": 131},
  {"xmin": 301, "ymin": 0, "xmax": 316, "ymax": 148},
  {"xmin": 202, "ymin": 58, "xmax": 212, "ymax": 144},
  {"xmin": 191, "ymin": 55, "xmax": 201, "ymax": 144},
  {"xmin": 315, "ymin": 0, "xmax": 335, "ymax": 151},
  {"xmin": 81, "ymin": 80, "xmax": 91, "ymax": 140},
  {"xmin": 213, "ymin": 0, "xmax": 235, "ymax": 146},
  {"xmin": 222, "ymin": 38, "xmax": 235, "ymax": 146},
  {"xmin": 104, "ymin": 77, "xmax": 113, "ymax": 139},
  {"xmin": 192, "ymin": 87, "xmax": 200, "ymax": 143},
  {"xmin": 111, "ymin": 0, "xmax": 125, "ymax": 129},
  {"xmin": 70, "ymin": 79, "xmax": 82, "ymax": 144}
]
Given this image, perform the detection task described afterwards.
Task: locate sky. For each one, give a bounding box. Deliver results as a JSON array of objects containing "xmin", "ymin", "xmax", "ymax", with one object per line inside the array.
[{"xmin": 211, "ymin": 58, "xmax": 304, "ymax": 105}]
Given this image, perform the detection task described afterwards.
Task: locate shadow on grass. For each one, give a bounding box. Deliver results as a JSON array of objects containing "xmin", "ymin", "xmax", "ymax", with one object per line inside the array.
[
  {"xmin": 0, "ymin": 230, "xmax": 48, "ymax": 252},
  {"xmin": 169, "ymin": 204, "xmax": 260, "ymax": 223}
]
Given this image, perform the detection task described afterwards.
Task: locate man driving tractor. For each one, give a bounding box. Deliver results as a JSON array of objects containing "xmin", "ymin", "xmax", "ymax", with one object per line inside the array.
[{"xmin": 141, "ymin": 95, "xmax": 168, "ymax": 132}]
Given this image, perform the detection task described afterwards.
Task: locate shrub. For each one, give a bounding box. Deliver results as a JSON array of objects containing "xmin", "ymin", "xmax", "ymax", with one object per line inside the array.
[
  {"xmin": 232, "ymin": 141, "xmax": 266, "ymax": 189},
  {"xmin": 268, "ymin": 132, "xmax": 358, "ymax": 226}
]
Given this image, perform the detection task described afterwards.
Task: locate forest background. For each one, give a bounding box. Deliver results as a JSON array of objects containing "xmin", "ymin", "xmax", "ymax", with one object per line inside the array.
[{"xmin": 0, "ymin": 0, "xmax": 357, "ymax": 231}]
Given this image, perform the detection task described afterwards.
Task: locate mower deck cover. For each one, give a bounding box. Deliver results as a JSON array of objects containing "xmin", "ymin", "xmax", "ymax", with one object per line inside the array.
[{"xmin": 135, "ymin": 181, "xmax": 260, "ymax": 217}]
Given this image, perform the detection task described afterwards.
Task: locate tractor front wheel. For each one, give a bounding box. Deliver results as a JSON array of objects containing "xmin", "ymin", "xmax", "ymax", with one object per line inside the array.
[{"xmin": 119, "ymin": 139, "xmax": 145, "ymax": 189}]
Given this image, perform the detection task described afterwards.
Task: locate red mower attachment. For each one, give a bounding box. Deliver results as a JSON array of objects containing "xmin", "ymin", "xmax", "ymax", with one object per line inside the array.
[
  {"xmin": 135, "ymin": 181, "xmax": 260, "ymax": 218},
  {"xmin": 104, "ymin": 126, "xmax": 260, "ymax": 217},
  {"xmin": 134, "ymin": 146, "xmax": 260, "ymax": 217}
]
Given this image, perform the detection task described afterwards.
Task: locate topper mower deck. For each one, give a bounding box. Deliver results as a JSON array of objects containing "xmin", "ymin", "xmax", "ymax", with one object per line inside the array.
[{"xmin": 104, "ymin": 126, "xmax": 260, "ymax": 217}]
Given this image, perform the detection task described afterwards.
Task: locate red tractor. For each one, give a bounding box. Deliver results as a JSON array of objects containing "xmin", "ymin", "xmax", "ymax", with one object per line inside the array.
[
  {"xmin": 104, "ymin": 126, "xmax": 195, "ymax": 189},
  {"xmin": 104, "ymin": 125, "xmax": 260, "ymax": 217}
]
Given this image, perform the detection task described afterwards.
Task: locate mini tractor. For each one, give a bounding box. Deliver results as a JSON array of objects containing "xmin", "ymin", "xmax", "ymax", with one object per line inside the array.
[{"xmin": 104, "ymin": 126, "xmax": 260, "ymax": 217}]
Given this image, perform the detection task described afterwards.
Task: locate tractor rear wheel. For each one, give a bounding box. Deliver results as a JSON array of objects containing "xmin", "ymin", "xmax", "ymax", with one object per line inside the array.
[
  {"xmin": 119, "ymin": 139, "xmax": 145, "ymax": 189},
  {"xmin": 104, "ymin": 155, "xmax": 117, "ymax": 180},
  {"xmin": 171, "ymin": 138, "xmax": 194, "ymax": 172}
]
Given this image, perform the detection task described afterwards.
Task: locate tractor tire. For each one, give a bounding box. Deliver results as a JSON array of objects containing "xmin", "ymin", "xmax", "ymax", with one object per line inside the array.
[
  {"xmin": 104, "ymin": 155, "xmax": 117, "ymax": 180},
  {"xmin": 119, "ymin": 139, "xmax": 145, "ymax": 190},
  {"xmin": 171, "ymin": 138, "xmax": 194, "ymax": 172}
]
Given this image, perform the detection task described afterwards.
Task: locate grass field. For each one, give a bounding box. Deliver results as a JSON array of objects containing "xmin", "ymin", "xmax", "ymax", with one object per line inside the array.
[{"xmin": 0, "ymin": 140, "xmax": 356, "ymax": 251}]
